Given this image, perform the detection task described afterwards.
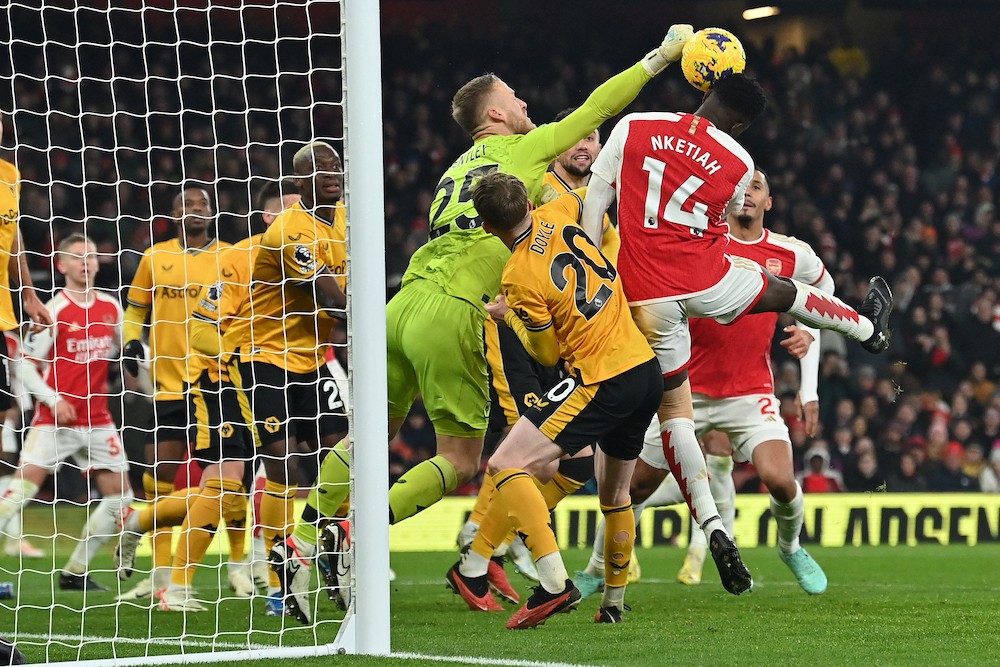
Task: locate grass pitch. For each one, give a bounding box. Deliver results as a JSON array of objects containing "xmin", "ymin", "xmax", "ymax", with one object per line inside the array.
[{"xmin": 1, "ymin": 505, "xmax": 997, "ymax": 666}]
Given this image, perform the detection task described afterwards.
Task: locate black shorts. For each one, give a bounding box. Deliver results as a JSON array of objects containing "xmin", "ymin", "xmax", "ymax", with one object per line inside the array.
[
  {"xmin": 190, "ymin": 372, "xmax": 253, "ymax": 467},
  {"xmin": 525, "ymin": 357, "xmax": 662, "ymax": 460},
  {"xmin": 147, "ymin": 398, "xmax": 193, "ymax": 444},
  {"xmin": 486, "ymin": 321, "xmax": 563, "ymax": 434},
  {"xmin": 239, "ymin": 360, "xmax": 349, "ymax": 448},
  {"xmin": 0, "ymin": 333, "xmax": 13, "ymax": 413}
]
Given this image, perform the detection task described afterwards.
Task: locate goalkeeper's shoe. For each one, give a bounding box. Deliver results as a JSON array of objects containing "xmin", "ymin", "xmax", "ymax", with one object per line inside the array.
[
  {"xmin": 677, "ymin": 543, "xmax": 707, "ymax": 585},
  {"xmin": 572, "ymin": 570, "xmax": 604, "ymax": 600},
  {"xmin": 227, "ymin": 562, "xmax": 255, "ymax": 598},
  {"xmin": 319, "ymin": 520, "xmax": 352, "ymax": 611},
  {"xmin": 506, "ymin": 536, "xmax": 539, "ymax": 582},
  {"xmin": 269, "ymin": 538, "xmax": 312, "ymax": 624},
  {"xmin": 487, "ymin": 557, "xmax": 520, "ymax": 604},
  {"xmin": 445, "ymin": 562, "xmax": 503, "ymax": 612},
  {"xmin": 709, "ymin": 530, "xmax": 753, "ymax": 596},
  {"xmin": 157, "ymin": 586, "xmax": 206, "ymax": 613},
  {"xmin": 264, "ymin": 592, "xmax": 287, "ymax": 617},
  {"xmin": 506, "ymin": 580, "xmax": 581, "ymax": 630},
  {"xmin": 779, "ymin": 547, "xmax": 827, "ymax": 595},
  {"xmin": 115, "ymin": 576, "xmax": 155, "ymax": 601},
  {"xmin": 59, "ymin": 571, "xmax": 108, "ymax": 592},
  {"xmin": 859, "ymin": 276, "xmax": 893, "ymax": 354}
]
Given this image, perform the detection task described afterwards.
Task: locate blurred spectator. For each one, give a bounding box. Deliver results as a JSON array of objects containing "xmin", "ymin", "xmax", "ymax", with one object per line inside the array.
[
  {"xmin": 887, "ymin": 452, "xmax": 928, "ymax": 493},
  {"xmin": 979, "ymin": 445, "xmax": 1000, "ymax": 493},
  {"xmin": 928, "ymin": 443, "xmax": 980, "ymax": 492},
  {"xmin": 797, "ymin": 444, "xmax": 845, "ymax": 493}
]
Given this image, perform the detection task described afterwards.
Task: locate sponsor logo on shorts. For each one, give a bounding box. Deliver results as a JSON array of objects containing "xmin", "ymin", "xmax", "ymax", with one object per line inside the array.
[
  {"xmin": 263, "ymin": 416, "xmax": 281, "ymax": 433},
  {"xmin": 219, "ymin": 423, "xmax": 234, "ymax": 438}
]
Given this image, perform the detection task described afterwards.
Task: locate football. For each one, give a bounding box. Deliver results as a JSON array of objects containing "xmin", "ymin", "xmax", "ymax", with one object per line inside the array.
[{"xmin": 680, "ymin": 27, "xmax": 747, "ymax": 92}]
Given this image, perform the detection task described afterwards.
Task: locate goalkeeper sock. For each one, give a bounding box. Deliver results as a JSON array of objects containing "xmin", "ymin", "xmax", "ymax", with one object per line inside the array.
[
  {"xmin": 788, "ymin": 279, "xmax": 873, "ymax": 342},
  {"xmin": 66, "ymin": 493, "xmax": 133, "ymax": 574},
  {"xmin": 293, "ymin": 440, "xmax": 351, "ymax": 547},
  {"xmin": 387, "ymin": 455, "xmax": 458, "ymax": 524},
  {"xmin": 601, "ymin": 501, "xmax": 635, "ymax": 589}
]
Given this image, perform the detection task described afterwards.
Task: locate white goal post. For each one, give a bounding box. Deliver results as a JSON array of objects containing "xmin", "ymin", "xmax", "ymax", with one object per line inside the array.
[{"xmin": 0, "ymin": 0, "xmax": 388, "ymax": 663}]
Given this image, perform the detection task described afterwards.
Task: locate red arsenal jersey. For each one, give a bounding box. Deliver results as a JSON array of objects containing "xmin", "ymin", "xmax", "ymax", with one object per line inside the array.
[
  {"xmin": 24, "ymin": 290, "xmax": 122, "ymax": 428},
  {"xmin": 689, "ymin": 230, "xmax": 827, "ymax": 398},
  {"xmin": 592, "ymin": 112, "xmax": 754, "ymax": 302}
]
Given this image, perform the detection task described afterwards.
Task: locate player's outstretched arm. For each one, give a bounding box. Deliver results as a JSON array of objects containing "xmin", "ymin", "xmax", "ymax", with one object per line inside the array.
[
  {"xmin": 523, "ymin": 24, "xmax": 693, "ymax": 161},
  {"xmin": 581, "ymin": 175, "xmax": 616, "ymax": 246}
]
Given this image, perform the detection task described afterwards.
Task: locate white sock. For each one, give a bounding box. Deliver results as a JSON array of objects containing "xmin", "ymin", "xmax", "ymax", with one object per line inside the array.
[
  {"xmin": 535, "ymin": 552, "xmax": 568, "ymax": 594},
  {"xmin": 0, "ymin": 478, "xmax": 40, "ymax": 536},
  {"xmin": 152, "ymin": 566, "xmax": 171, "ymax": 591},
  {"xmin": 66, "ymin": 494, "xmax": 133, "ymax": 573},
  {"xmin": 660, "ymin": 418, "xmax": 721, "ymax": 530},
  {"xmin": 458, "ymin": 549, "xmax": 490, "ymax": 578},
  {"xmin": 600, "ymin": 584, "xmax": 625, "ymax": 610},
  {"xmin": 788, "ymin": 280, "xmax": 873, "ymax": 342},
  {"xmin": 457, "ymin": 519, "xmax": 479, "ymax": 551},
  {"xmin": 252, "ymin": 535, "xmax": 267, "ymax": 565},
  {"xmin": 771, "ymin": 482, "xmax": 804, "ymax": 554},
  {"xmin": 0, "ymin": 424, "xmax": 17, "ymax": 459},
  {"xmin": 707, "ymin": 455, "xmax": 736, "ymax": 536}
]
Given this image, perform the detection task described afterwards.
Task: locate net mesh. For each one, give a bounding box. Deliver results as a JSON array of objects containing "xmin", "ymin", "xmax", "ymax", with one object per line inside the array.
[{"xmin": 0, "ymin": 2, "xmax": 353, "ymax": 662}]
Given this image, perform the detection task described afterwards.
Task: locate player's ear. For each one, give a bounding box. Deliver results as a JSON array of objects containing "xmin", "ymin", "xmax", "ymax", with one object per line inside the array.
[{"xmin": 764, "ymin": 195, "xmax": 773, "ymax": 213}]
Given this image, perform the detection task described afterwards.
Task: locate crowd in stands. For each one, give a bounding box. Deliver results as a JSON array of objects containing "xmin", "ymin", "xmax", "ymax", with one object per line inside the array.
[{"xmin": 6, "ymin": 14, "xmax": 1000, "ymax": 494}]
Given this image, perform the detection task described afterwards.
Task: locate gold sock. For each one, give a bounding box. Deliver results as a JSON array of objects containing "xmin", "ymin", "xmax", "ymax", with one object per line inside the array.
[
  {"xmin": 223, "ymin": 490, "xmax": 248, "ymax": 563},
  {"xmin": 601, "ymin": 500, "xmax": 635, "ymax": 589},
  {"xmin": 492, "ymin": 468, "xmax": 558, "ymax": 560},
  {"xmin": 468, "ymin": 474, "xmax": 496, "ymax": 527},
  {"xmin": 169, "ymin": 479, "xmax": 225, "ymax": 589}
]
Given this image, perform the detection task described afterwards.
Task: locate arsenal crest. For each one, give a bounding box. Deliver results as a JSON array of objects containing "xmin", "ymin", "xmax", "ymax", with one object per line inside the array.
[{"xmin": 765, "ymin": 257, "xmax": 782, "ymax": 274}]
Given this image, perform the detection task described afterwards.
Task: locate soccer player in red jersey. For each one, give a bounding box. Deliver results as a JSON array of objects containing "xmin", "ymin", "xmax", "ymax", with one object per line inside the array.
[
  {"xmin": 580, "ymin": 170, "xmax": 829, "ymax": 596},
  {"xmin": 0, "ymin": 234, "xmax": 132, "ymax": 591},
  {"xmin": 582, "ymin": 74, "xmax": 892, "ymax": 594}
]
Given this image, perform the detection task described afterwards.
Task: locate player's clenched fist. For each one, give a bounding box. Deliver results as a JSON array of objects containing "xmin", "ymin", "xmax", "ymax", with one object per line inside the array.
[
  {"xmin": 641, "ymin": 23, "xmax": 695, "ymax": 76},
  {"xmin": 121, "ymin": 339, "xmax": 145, "ymax": 378}
]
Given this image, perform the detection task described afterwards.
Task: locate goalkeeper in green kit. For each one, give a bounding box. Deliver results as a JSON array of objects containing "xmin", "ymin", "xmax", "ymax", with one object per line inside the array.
[
  {"xmin": 382, "ymin": 24, "xmax": 697, "ymax": 522},
  {"xmin": 316, "ymin": 25, "xmax": 696, "ymax": 545}
]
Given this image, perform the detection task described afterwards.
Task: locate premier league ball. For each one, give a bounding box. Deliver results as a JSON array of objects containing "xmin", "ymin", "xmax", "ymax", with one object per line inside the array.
[{"xmin": 681, "ymin": 27, "xmax": 747, "ymax": 92}]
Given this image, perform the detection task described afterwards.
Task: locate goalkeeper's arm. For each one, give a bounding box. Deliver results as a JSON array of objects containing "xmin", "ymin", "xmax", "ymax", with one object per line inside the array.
[{"xmin": 519, "ymin": 24, "xmax": 693, "ymax": 161}]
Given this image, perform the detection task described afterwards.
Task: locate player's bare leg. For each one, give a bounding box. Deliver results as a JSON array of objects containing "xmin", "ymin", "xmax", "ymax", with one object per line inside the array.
[{"xmin": 753, "ymin": 439, "xmax": 827, "ymax": 594}]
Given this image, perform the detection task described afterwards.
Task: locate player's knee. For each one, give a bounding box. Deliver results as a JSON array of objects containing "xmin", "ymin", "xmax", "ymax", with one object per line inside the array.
[{"xmin": 761, "ymin": 471, "xmax": 796, "ymax": 503}]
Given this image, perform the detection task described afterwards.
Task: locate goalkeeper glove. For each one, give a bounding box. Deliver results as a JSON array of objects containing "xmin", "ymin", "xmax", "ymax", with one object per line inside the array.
[
  {"xmin": 122, "ymin": 339, "xmax": 144, "ymax": 378},
  {"xmin": 641, "ymin": 24, "xmax": 694, "ymax": 76}
]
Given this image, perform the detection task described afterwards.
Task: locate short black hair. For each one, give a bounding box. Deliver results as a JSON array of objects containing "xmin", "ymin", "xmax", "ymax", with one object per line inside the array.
[
  {"xmin": 712, "ymin": 73, "xmax": 767, "ymax": 125},
  {"xmin": 255, "ymin": 177, "xmax": 298, "ymax": 211}
]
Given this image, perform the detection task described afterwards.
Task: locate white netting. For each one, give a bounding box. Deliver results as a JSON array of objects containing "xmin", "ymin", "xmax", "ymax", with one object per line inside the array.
[{"xmin": 0, "ymin": 2, "xmax": 377, "ymax": 663}]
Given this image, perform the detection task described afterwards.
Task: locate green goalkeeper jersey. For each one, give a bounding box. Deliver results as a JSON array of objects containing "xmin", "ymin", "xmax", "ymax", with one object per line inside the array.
[{"xmin": 402, "ymin": 61, "xmax": 653, "ymax": 310}]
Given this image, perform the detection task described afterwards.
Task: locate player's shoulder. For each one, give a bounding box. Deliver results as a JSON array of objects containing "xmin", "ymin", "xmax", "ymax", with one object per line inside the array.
[
  {"xmin": 92, "ymin": 288, "xmax": 123, "ymax": 309},
  {"xmin": 536, "ymin": 188, "xmax": 585, "ymax": 223},
  {"xmin": 766, "ymin": 231, "xmax": 818, "ymax": 255},
  {"xmin": 703, "ymin": 123, "xmax": 753, "ymax": 169},
  {"xmin": 0, "ymin": 158, "xmax": 20, "ymax": 184}
]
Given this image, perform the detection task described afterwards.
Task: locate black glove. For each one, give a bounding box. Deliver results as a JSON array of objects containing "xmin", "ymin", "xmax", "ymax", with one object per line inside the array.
[{"xmin": 122, "ymin": 339, "xmax": 145, "ymax": 378}]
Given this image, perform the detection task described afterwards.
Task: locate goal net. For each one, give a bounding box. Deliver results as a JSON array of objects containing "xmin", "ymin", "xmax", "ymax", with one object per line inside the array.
[{"xmin": 0, "ymin": 1, "xmax": 387, "ymax": 663}]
